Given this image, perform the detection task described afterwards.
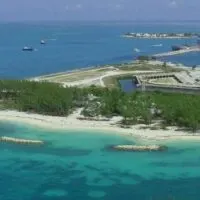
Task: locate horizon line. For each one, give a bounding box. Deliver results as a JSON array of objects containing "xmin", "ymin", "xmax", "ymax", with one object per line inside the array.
[{"xmin": 1, "ymin": 19, "xmax": 200, "ymax": 23}]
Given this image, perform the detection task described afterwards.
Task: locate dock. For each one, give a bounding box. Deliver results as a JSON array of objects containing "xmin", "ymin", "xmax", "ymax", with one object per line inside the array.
[{"xmin": 153, "ymin": 46, "xmax": 200, "ymax": 58}]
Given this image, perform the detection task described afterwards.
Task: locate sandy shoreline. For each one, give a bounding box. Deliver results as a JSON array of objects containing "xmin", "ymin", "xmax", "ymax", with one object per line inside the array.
[{"xmin": 0, "ymin": 109, "xmax": 200, "ymax": 142}]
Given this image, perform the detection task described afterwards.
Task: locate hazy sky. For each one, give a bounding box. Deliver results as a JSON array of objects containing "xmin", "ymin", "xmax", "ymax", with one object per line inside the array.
[{"xmin": 0, "ymin": 0, "xmax": 200, "ymax": 21}]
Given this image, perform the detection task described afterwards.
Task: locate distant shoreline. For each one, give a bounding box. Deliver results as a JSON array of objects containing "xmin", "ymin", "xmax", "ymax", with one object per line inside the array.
[
  {"xmin": 122, "ymin": 32, "xmax": 199, "ymax": 39},
  {"xmin": 1, "ymin": 110, "xmax": 200, "ymax": 143},
  {"xmin": 122, "ymin": 35, "xmax": 195, "ymax": 39}
]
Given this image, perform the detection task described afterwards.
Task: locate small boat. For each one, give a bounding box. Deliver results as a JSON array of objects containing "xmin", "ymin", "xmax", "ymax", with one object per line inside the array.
[
  {"xmin": 171, "ymin": 45, "xmax": 189, "ymax": 51},
  {"xmin": 40, "ymin": 40, "xmax": 46, "ymax": 44},
  {"xmin": 22, "ymin": 46, "xmax": 34, "ymax": 51},
  {"xmin": 134, "ymin": 48, "xmax": 140, "ymax": 53},
  {"xmin": 152, "ymin": 44, "xmax": 163, "ymax": 47}
]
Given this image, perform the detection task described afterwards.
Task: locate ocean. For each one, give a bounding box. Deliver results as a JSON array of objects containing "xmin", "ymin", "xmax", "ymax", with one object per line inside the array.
[
  {"xmin": 1, "ymin": 21, "xmax": 200, "ymax": 199},
  {"xmin": 0, "ymin": 21, "xmax": 200, "ymax": 79},
  {"xmin": 1, "ymin": 121, "xmax": 200, "ymax": 200}
]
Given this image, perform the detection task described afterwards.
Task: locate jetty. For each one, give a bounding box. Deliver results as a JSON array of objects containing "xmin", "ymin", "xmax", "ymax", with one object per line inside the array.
[
  {"xmin": 153, "ymin": 46, "xmax": 200, "ymax": 58},
  {"xmin": 110, "ymin": 145, "xmax": 167, "ymax": 152},
  {"xmin": 0, "ymin": 136, "xmax": 44, "ymax": 145}
]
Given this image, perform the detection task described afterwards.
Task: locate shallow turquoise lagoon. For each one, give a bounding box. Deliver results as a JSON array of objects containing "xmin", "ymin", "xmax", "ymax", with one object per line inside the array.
[{"xmin": 1, "ymin": 121, "xmax": 200, "ymax": 200}]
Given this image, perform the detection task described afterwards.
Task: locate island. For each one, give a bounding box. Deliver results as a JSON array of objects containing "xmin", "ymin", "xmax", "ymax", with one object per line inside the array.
[
  {"xmin": 122, "ymin": 32, "xmax": 200, "ymax": 39},
  {"xmin": 0, "ymin": 60, "xmax": 200, "ymax": 142}
]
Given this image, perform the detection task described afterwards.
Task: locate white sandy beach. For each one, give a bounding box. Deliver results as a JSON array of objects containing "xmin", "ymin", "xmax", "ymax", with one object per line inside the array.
[{"xmin": 0, "ymin": 109, "xmax": 200, "ymax": 142}]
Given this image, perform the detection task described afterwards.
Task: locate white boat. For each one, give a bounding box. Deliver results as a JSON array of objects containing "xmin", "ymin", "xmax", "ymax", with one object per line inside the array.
[
  {"xmin": 134, "ymin": 48, "xmax": 140, "ymax": 53},
  {"xmin": 152, "ymin": 44, "xmax": 163, "ymax": 47},
  {"xmin": 22, "ymin": 46, "xmax": 34, "ymax": 51},
  {"xmin": 40, "ymin": 40, "xmax": 46, "ymax": 44}
]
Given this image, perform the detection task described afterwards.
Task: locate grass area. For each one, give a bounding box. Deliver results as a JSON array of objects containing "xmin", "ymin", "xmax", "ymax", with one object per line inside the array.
[
  {"xmin": 118, "ymin": 63, "xmax": 156, "ymax": 71},
  {"xmin": 34, "ymin": 62, "xmax": 184, "ymax": 86},
  {"xmin": 102, "ymin": 74, "xmax": 136, "ymax": 88},
  {"xmin": 149, "ymin": 77, "xmax": 179, "ymax": 85},
  {"xmin": 102, "ymin": 76, "xmax": 119, "ymax": 88},
  {"xmin": 40, "ymin": 67, "xmax": 115, "ymax": 82},
  {"xmin": 48, "ymin": 72, "xmax": 100, "ymax": 82},
  {"xmin": 118, "ymin": 62, "xmax": 183, "ymax": 73}
]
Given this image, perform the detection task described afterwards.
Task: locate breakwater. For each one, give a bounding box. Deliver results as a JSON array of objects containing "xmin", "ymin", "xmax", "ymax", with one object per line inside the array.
[
  {"xmin": 0, "ymin": 136, "xmax": 44, "ymax": 145},
  {"xmin": 109, "ymin": 145, "xmax": 167, "ymax": 152},
  {"xmin": 153, "ymin": 46, "xmax": 200, "ymax": 58}
]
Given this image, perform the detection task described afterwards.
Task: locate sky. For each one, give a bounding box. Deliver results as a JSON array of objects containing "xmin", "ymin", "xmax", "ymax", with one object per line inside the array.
[{"xmin": 0, "ymin": 0, "xmax": 200, "ymax": 21}]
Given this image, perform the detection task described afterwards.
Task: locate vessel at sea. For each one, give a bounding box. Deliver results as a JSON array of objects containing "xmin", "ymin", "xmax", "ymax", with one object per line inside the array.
[
  {"xmin": 171, "ymin": 45, "xmax": 190, "ymax": 51},
  {"xmin": 134, "ymin": 48, "xmax": 140, "ymax": 53},
  {"xmin": 40, "ymin": 40, "xmax": 46, "ymax": 45},
  {"xmin": 152, "ymin": 44, "xmax": 163, "ymax": 47},
  {"xmin": 22, "ymin": 46, "xmax": 34, "ymax": 51}
]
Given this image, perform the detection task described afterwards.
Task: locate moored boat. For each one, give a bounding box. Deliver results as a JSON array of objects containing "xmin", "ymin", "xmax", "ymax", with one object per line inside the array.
[
  {"xmin": 171, "ymin": 45, "xmax": 189, "ymax": 51},
  {"xmin": 40, "ymin": 40, "xmax": 46, "ymax": 44},
  {"xmin": 22, "ymin": 46, "xmax": 34, "ymax": 51}
]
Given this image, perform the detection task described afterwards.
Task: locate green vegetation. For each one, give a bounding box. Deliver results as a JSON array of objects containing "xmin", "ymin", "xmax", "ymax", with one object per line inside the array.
[
  {"xmin": 103, "ymin": 74, "xmax": 135, "ymax": 89},
  {"xmin": 137, "ymin": 55, "xmax": 152, "ymax": 61},
  {"xmin": 1, "ymin": 80, "xmax": 200, "ymax": 132}
]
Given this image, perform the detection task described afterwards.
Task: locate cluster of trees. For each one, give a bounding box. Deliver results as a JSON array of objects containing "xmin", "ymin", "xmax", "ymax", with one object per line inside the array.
[
  {"xmin": 0, "ymin": 80, "xmax": 200, "ymax": 132},
  {"xmin": 0, "ymin": 80, "xmax": 105, "ymax": 116},
  {"xmin": 151, "ymin": 92, "xmax": 200, "ymax": 132}
]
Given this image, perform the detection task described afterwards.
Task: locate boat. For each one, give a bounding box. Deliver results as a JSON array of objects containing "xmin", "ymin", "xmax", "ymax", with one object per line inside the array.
[
  {"xmin": 40, "ymin": 40, "xmax": 46, "ymax": 44},
  {"xmin": 22, "ymin": 46, "xmax": 34, "ymax": 51},
  {"xmin": 152, "ymin": 44, "xmax": 163, "ymax": 47},
  {"xmin": 171, "ymin": 45, "xmax": 182, "ymax": 51},
  {"xmin": 171, "ymin": 45, "xmax": 189, "ymax": 51},
  {"xmin": 134, "ymin": 48, "xmax": 140, "ymax": 53}
]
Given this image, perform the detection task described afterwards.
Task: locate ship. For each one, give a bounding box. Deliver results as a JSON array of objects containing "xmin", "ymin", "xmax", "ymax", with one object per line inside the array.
[
  {"xmin": 40, "ymin": 40, "xmax": 46, "ymax": 45},
  {"xmin": 134, "ymin": 48, "xmax": 140, "ymax": 53},
  {"xmin": 171, "ymin": 45, "xmax": 190, "ymax": 51},
  {"xmin": 22, "ymin": 47, "xmax": 34, "ymax": 51}
]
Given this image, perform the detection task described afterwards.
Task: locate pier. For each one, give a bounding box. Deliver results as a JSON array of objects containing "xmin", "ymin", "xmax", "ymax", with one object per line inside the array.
[{"xmin": 153, "ymin": 46, "xmax": 200, "ymax": 58}]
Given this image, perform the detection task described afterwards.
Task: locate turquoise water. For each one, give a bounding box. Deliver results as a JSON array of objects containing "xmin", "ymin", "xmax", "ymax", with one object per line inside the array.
[
  {"xmin": 1, "ymin": 21, "xmax": 200, "ymax": 79},
  {"xmin": 1, "ymin": 121, "xmax": 200, "ymax": 199}
]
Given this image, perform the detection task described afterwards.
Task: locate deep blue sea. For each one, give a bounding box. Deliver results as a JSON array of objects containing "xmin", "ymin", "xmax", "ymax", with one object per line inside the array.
[
  {"xmin": 0, "ymin": 21, "xmax": 200, "ymax": 79},
  {"xmin": 1, "ymin": 121, "xmax": 200, "ymax": 200}
]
